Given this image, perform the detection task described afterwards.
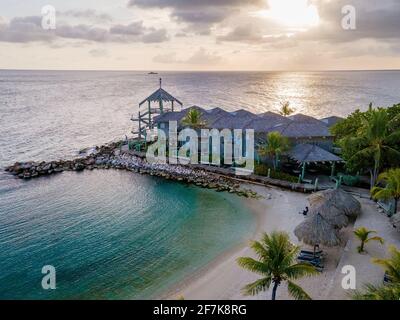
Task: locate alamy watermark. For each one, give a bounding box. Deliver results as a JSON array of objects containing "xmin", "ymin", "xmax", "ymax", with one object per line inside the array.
[
  {"xmin": 342, "ymin": 5, "xmax": 357, "ymax": 30},
  {"xmin": 145, "ymin": 121, "xmax": 255, "ymax": 176},
  {"xmin": 41, "ymin": 5, "xmax": 56, "ymax": 30},
  {"xmin": 41, "ymin": 265, "xmax": 56, "ymax": 290}
]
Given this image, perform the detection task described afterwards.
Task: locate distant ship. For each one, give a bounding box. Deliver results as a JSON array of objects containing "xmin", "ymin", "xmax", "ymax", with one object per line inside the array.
[{"xmin": 148, "ymin": 72, "xmax": 158, "ymax": 75}]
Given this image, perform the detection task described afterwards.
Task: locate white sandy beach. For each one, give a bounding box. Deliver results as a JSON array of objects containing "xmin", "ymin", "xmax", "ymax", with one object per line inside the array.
[{"xmin": 163, "ymin": 184, "xmax": 400, "ymax": 300}]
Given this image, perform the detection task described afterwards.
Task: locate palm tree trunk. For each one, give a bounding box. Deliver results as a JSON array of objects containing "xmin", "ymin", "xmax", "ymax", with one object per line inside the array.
[{"xmin": 271, "ymin": 281, "xmax": 279, "ymax": 300}]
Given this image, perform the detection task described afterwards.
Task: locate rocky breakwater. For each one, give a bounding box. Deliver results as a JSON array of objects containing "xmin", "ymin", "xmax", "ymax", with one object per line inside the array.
[{"xmin": 5, "ymin": 145, "xmax": 259, "ymax": 199}]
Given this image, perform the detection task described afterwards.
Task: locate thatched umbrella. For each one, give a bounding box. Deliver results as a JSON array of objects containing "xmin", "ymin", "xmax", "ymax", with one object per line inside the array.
[
  {"xmin": 309, "ymin": 202, "xmax": 349, "ymax": 228},
  {"xmin": 391, "ymin": 213, "xmax": 400, "ymax": 230},
  {"xmin": 308, "ymin": 189, "xmax": 361, "ymax": 218},
  {"xmin": 294, "ymin": 213, "xmax": 341, "ymax": 247}
]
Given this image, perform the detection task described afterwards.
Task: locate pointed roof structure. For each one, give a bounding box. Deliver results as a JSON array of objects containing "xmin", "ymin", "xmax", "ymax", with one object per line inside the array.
[
  {"xmin": 288, "ymin": 143, "xmax": 343, "ymax": 164},
  {"xmin": 139, "ymin": 78, "xmax": 183, "ymax": 106}
]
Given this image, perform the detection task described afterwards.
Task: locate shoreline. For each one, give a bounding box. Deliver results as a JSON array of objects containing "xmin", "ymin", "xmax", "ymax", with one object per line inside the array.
[
  {"xmin": 159, "ymin": 185, "xmax": 400, "ymax": 300},
  {"xmin": 157, "ymin": 192, "xmax": 268, "ymax": 300},
  {"xmin": 160, "ymin": 184, "xmax": 317, "ymax": 300}
]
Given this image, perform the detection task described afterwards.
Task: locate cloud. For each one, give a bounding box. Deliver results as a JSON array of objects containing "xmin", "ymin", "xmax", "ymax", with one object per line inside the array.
[
  {"xmin": 142, "ymin": 29, "xmax": 168, "ymax": 43},
  {"xmin": 296, "ymin": 0, "xmax": 400, "ymax": 43},
  {"xmin": 89, "ymin": 48, "xmax": 108, "ymax": 57},
  {"xmin": 128, "ymin": 0, "xmax": 265, "ymax": 34},
  {"xmin": 0, "ymin": 16, "xmax": 169, "ymax": 44},
  {"xmin": 153, "ymin": 48, "xmax": 222, "ymax": 65},
  {"xmin": 217, "ymin": 24, "xmax": 264, "ymax": 43},
  {"xmin": 0, "ymin": 16, "xmax": 54, "ymax": 42},
  {"xmin": 61, "ymin": 10, "xmax": 113, "ymax": 23}
]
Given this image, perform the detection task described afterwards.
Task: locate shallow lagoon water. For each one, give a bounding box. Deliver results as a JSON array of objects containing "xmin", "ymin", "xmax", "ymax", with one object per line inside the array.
[{"xmin": 0, "ymin": 170, "xmax": 255, "ymax": 299}]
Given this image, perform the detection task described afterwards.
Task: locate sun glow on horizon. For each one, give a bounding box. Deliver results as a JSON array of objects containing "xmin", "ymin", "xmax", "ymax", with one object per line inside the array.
[{"xmin": 258, "ymin": 0, "xmax": 320, "ymax": 29}]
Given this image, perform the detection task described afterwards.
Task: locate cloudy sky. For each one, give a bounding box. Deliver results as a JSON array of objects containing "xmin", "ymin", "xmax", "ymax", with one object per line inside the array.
[{"xmin": 0, "ymin": 0, "xmax": 399, "ymax": 70}]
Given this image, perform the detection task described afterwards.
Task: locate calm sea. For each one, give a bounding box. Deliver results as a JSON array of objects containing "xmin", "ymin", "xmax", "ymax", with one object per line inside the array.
[{"xmin": 0, "ymin": 70, "xmax": 400, "ymax": 299}]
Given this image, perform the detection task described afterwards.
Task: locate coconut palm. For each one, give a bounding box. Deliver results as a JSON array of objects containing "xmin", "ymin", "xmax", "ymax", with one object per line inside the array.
[
  {"xmin": 353, "ymin": 283, "xmax": 400, "ymax": 300},
  {"xmin": 258, "ymin": 132, "xmax": 290, "ymax": 170},
  {"xmin": 372, "ymin": 245, "xmax": 400, "ymax": 283},
  {"xmin": 348, "ymin": 109, "xmax": 400, "ymax": 189},
  {"xmin": 181, "ymin": 108, "xmax": 206, "ymax": 129},
  {"xmin": 279, "ymin": 101, "xmax": 294, "ymax": 116},
  {"xmin": 237, "ymin": 231, "xmax": 318, "ymax": 300},
  {"xmin": 353, "ymin": 227, "xmax": 384, "ymax": 253},
  {"xmin": 371, "ymin": 168, "xmax": 400, "ymax": 216}
]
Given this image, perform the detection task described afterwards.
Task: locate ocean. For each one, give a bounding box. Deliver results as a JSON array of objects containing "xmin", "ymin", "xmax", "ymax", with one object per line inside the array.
[{"xmin": 1, "ymin": 70, "xmax": 400, "ymax": 299}]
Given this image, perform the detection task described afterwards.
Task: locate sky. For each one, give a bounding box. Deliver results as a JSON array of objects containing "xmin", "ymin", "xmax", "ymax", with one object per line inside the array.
[{"xmin": 0, "ymin": 0, "xmax": 399, "ymax": 71}]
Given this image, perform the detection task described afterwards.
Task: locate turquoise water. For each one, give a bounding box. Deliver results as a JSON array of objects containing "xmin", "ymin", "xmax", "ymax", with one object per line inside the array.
[
  {"xmin": 0, "ymin": 170, "xmax": 255, "ymax": 299},
  {"xmin": 1, "ymin": 70, "xmax": 400, "ymax": 299}
]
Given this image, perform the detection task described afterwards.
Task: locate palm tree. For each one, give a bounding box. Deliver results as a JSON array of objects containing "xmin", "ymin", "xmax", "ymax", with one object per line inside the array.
[
  {"xmin": 279, "ymin": 101, "xmax": 294, "ymax": 116},
  {"xmin": 181, "ymin": 108, "xmax": 206, "ymax": 129},
  {"xmin": 237, "ymin": 231, "xmax": 318, "ymax": 300},
  {"xmin": 348, "ymin": 109, "xmax": 400, "ymax": 189},
  {"xmin": 371, "ymin": 168, "xmax": 400, "ymax": 216},
  {"xmin": 372, "ymin": 245, "xmax": 400, "ymax": 283},
  {"xmin": 353, "ymin": 283, "xmax": 400, "ymax": 300},
  {"xmin": 258, "ymin": 132, "xmax": 290, "ymax": 170},
  {"xmin": 353, "ymin": 227, "xmax": 384, "ymax": 253}
]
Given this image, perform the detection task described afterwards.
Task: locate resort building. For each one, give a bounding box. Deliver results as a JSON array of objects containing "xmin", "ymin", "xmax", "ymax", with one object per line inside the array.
[{"xmin": 132, "ymin": 82, "xmax": 344, "ymax": 183}]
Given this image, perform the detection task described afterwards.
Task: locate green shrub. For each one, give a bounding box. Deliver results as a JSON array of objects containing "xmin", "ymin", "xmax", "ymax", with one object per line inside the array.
[
  {"xmin": 338, "ymin": 173, "xmax": 360, "ymax": 186},
  {"xmin": 254, "ymin": 164, "xmax": 298, "ymax": 183}
]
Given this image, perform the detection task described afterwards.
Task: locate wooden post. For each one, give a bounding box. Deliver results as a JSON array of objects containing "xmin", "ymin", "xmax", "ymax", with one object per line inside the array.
[
  {"xmin": 331, "ymin": 162, "xmax": 336, "ymax": 177},
  {"xmin": 138, "ymin": 109, "xmax": 142, "ymax": 140},
  {"xmin": 267, "ymin": 168, "xmax": 271, "ymax": 178},
  {"xmin": 148, "ymin": 100, "xmax": 151, "ymax": 130},
  {"xmin": 314, "ymin": 178, "xmax": 319, "ymax": 191},
  {"xmin": 301, "ymin": 162, "xmax": 306, "ymax": 181}
]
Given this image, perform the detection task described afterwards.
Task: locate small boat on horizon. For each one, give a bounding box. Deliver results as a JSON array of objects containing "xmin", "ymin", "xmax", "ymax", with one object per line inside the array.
[{"xmin": 148, "ymin": 72, "xmax": 158, "ymax": 75}]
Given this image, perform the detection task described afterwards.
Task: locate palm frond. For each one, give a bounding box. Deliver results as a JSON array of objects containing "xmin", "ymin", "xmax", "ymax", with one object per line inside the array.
[
  {"xmin": 241, "ymin": 277, "xmax": 272, "ymax": 296},
  {"xmin": 237, "ymin": 257, "xmax": 269, "ymax": 276},
  {"xmin": 285, "ymin": 263, "xmax": 319, "ymax": 280},
  {"xmin": 287, "ymin": 280, "xmax": 312, "ymax": 300}
]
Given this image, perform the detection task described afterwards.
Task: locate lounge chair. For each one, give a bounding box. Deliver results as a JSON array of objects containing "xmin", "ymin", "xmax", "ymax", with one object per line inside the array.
[
  {"xmin": 300, "ymin": 249, "xmax": 324, "ymax": 257},
  {"xmin": 299, "ymin": 253, "xmax": 325, "ymax": 261},
  {"xmin": 297, "ymin": 258, "xmax": 324, "ymax": 272}
]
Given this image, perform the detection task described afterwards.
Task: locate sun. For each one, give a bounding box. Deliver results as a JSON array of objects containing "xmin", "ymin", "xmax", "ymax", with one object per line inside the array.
[{"xmin": 260, "ymin": 0, "xmax": 320, "ymax": 29}]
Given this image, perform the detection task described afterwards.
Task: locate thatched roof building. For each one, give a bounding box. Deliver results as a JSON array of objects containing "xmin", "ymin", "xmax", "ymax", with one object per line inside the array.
[
  {"xmin": 308, "ymin": 189, "xmax": 361, "ymax": 218},
  {"xmin": 294, "ymin": 213, "xmax": 341, "ymax": 247}
]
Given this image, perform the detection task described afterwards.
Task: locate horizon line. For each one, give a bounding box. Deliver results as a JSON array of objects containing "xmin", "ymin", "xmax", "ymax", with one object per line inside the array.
[{"xmin": 1, "ymin": 68, "xmax": 400, "ymax": 73}]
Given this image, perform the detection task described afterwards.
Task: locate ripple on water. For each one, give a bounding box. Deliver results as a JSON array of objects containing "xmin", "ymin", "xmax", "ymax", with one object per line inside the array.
[{"xmin": 0, "ymin": 170, "xmax": 255, "ymax": 299}]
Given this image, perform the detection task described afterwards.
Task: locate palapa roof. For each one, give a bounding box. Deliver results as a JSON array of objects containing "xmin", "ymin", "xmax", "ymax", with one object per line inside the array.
[
  {"xmin": 309, "ymin": 201, "xmax": 349, "ymax": 228},
  {"xmin": 289, "ymin": 144, "xmax": 343, "ymax": 164},
  {"xmin": 139, "ymin": 79, "xmax": 183, "ymax": 106},
  {"xmin": 308, "ymin": 189, "xmax": 361, "ymax": 219},
  {"xmin": 294, "ymin": 213, "xmax": 341, "ymax": 247}
]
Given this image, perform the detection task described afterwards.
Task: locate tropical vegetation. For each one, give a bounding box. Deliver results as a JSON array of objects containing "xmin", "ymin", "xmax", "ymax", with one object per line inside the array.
[
  {"xmin": 371, "ymin": 168, "xmax": 400, "ymax": 215},
  {"xmin": 279, "ymin": 101, "xmax": 295, "ymax": 116},
  {"xmin": 237, "ymin": 231, "xmax": 318, "ymax": 300},
  {"xmin": 353, "ymin": 283, "xmax": 400, "ymax": 300},
  {"xmin": 353, "ymin": 227, "xmax": 384, "ymax": 253},
  {"xmin": 331, "ymin": 103, "xmax": 400, "ymax": 189},
  {"xmin": 353, "ymin": 245, "xmax": 400, "ymax": 300},
  {"xmin": 258, "ymin": 131, "xmax": 290, "ymax": 170},
  {"xmin": 181, "ymin": 108, "xmax": 206, "ymax": 129},
  {"xmin": 372, "ymin": 245, "xmax": 400, "ymax": 283}
]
